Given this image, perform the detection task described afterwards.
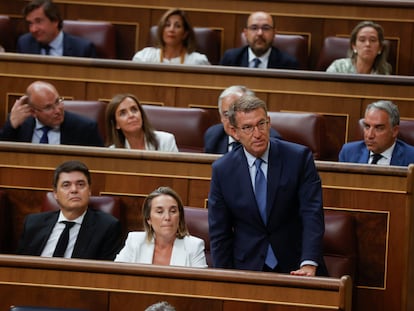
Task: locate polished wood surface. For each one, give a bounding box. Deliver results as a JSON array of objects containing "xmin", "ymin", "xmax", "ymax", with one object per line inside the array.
[
  {"xmin": 1, "ymin": 54, "xmax": 414, "ymax": 145},
  {"xmin": 0, "ymin": 255, "xmax": 352, "ymax": 311},
  {"xmin": 0, "ymin": 143, "xmax": 413, "ymax": 310},
  {"xmin": 2, "ymin": 0, "xmax": 414, "ymax": 73}
]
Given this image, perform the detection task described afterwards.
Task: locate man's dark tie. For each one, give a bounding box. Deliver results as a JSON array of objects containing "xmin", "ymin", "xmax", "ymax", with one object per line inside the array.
[
  {"xmin": 254, "ymin": 158, "xmax": 278, "ymax": 269},
  {"xmin": 42, "ymin": 44, "xmax": 51, "ymax": 55},
  {"xmin": 53, "ymin": 221, "xmax": 76, "ymax": 257},
  {"xmin": 39, "ymin": 126, "xmax": 51, "ymax": 144},
  {"xmin": 371, "ymin": 153, "xmax": 383, "ymax": 164},
  {"xmin": 253, "ymin": 58, "xmax": 261, "ymax": 68}
]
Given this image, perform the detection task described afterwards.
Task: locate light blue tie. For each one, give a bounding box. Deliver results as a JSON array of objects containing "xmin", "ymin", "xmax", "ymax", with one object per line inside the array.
[{"xmin": 254, "ymin": 158, "xmax": 278, "ymax": 269}]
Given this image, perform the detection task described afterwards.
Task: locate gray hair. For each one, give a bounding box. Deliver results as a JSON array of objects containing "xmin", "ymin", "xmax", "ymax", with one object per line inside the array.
[
  {"xmin": 365, "ymin": 100, "xmax": 400, "ymax": 127},
  {"xmin": 218, "ymin": 85, "xmax": 255, "ymax": 114},
  {"xmin": 228, "ymin": 95, "xmax": 268, "ymax": 127},
  {"xmin": 144, "ymin": 301, "xmax": 176, "ymax": 311}
]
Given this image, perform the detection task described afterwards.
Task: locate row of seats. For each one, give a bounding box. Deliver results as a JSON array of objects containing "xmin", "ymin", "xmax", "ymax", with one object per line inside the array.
[
  {"xmin": 0, "ymin": 189, "xmax": 357, "ymax": 280},
  {"xmin": 0, "ymin": 15, "xmax": 396, "ymax": 70},
  {"xmin": 62, "ymin": 99, "xmax": 339, "ymax": 160}
]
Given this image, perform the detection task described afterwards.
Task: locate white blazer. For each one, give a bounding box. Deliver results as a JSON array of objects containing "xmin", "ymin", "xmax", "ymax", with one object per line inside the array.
[
  {"xmin": 114, "ymin": 232, "xmax": 208, "ymax": 268},
  {"xmin": 109, "ymin": 130, "xmax": 179, "ymax": 152}
]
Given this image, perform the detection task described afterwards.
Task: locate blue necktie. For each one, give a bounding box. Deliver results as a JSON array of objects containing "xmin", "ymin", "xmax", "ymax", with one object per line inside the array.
[
  {"xmin": 39, "ymin": 126, "xmax": 51, "ymax": 144},
  {"xmin": 253, "ymin": 58, "xmax": 261, "ymax": 68},
  {"xmin": 254, "ymin": 158, "xmax": 278, "ymax": 269}
]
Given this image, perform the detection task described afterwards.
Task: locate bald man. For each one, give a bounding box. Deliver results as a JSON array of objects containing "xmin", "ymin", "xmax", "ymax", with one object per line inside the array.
[
  {"xmin": 0, "ymin": 81, "xmax": 103, "ymax": 146},
  {"xmin": 220, "ymin": 11, "xmax": 298, "ymax": 69}
]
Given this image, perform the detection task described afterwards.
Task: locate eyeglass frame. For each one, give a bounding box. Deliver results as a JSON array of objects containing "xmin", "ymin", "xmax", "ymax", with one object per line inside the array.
[
  {"xmin": 246, "ymin": 24, "xmax": 274, "ymax": 32},
  {"xmin": 235, "ymin": 119, "xmax": 270, "ymax": 135},
  {"xmin": 31, "ymin": 97, "xmax": 64, "ymax": 113}
]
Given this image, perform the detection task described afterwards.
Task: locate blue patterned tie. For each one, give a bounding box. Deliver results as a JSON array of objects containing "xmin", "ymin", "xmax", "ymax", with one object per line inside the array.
[
  {"xmin": 39, "ymin": 126, "xmax": 51, "ymax": 144},
  {"xmin": 254, "ymin": 158, "xmax": 278, "ymax": 269},
  {"xmin": 253, "ymin": 58, "xmax": 261, "ymax": 68}
]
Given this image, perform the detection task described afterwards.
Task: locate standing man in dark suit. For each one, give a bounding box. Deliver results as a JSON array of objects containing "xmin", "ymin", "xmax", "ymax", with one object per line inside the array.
[
  {"xmin": 208, "ymin": 95, "xmax": 326, "ymax": 276},
  {"xmin": 204, "ymin": 85, "xmax": 281, "ymax": 154},
  {"xmin": 339, "ymin": 100, "xmax": 414, "ymax": 166},
  {"xmin": 17, "ymin": 0, "xmax": 96, "ymax": 57},
  {"xmin": 220, "ymin": 11, "xmax": 298, "ymax": 69},
  {"xmin": 0, "ymin": 80, "xmax": 104, "ymax": 146},
  {"xmin": 17, "ymin": 160, "xmax": 122, "ymax": 260}
]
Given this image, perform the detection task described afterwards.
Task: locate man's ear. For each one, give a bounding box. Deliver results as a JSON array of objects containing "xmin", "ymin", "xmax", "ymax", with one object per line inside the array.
[{"xmin": 230, "ymin": 125, "xmax": 239, "ymax": 141}]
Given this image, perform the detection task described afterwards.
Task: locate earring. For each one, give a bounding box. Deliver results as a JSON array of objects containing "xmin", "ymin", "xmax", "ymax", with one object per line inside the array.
[
  {"xmin": 353, "ymin": 49, "xmax": 357, "ymax": 54},
  {"xmin": 378, "ymin": 51, "xmax": 382, "ymax": 55}
]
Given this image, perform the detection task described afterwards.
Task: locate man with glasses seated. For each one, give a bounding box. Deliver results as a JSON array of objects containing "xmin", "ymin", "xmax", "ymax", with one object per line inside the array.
[
  {"xmin": 0, "ymin": 80, "xmax": 103, "ymax": 146},
  {"xmin": 208, "ymin": 95, "xmax": 327, "ymax": 276},
  {"xmin": 219, "ymin": 11, "xmax": 299, "ymax": 69},
  {"xmin": 204, "ymin": 85, "xmax": 281, "ymax": 154}
]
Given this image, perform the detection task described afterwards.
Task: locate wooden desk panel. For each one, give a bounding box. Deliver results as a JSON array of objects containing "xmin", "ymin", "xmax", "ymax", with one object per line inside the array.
[
  {"xmin": 0, "ymin": 143, "xmax": 413, "ymax": 310},
  {"xmin": 1, "ymin": 54, "xmax": 414, "ymax": 144},
  {"xmin": 0, "ymin": 255, "xmax": 352, "ymax": 311}
]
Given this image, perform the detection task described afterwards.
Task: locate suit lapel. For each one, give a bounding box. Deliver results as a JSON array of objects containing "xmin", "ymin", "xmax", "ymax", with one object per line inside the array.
[
  {"xmin": 241, "ymin": 47, "xmax": 249, "ymax": 67},
  {"xmin": 358, "ymin": 146, "xmax": 370, "ymax": 163},
  {"xmin": 267, "ymin": 141, "xmax": 282, "ymax": 222},
  {"xmin": 170, "ymin": 238, "xmax": 187, "ymax": 266},
  {"xmin": 37, "ymin": 212, "xmax": 59, "ymax": 254},
  {"xmin": 390, "ymin": 141, "xmax": 403, "ymax": 165},
  {"xmin": 72, "ymin": 209, "xmax": 94, "ymax": 257}
]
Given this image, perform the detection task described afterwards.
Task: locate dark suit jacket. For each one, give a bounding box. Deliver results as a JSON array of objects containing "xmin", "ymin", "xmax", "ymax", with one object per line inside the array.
[
  {"xmin": 220, "ymin": 46, "xmax": 299, "ymax": 69},
  {"xmin": 17, "ymin": 32, "xmax": 96, "ymax": 58},
  {"xmin": 204, "ymin": 123, "xmax": 282, "ymax": 154},
  {"xmin": 208, "ymin": 139, "xmax": 326, "ymax": 275},
  {"xmin": 338, "ymin": 139, "xmax": 414, "ymax": 166},
  {"xmin": 17, "ymin": 208, "xmax": 122, "ymax": 260},
  {"xmin": 0, "ymin": 110, "xmax": 104, "ymax": 147}
]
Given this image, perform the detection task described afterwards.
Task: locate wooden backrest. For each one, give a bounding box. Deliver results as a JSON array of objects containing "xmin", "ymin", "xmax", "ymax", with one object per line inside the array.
[
  {"xmin": 63, "ymin": 100, "xmax": 107, "ymax": 143},
  {"xmin": 268, "ymin": 111, "xmax": 340, "ymax": 161},
  {"xmin": 63, "ymin": 20, "xmax": 116, "ymax": 59},
  {"xmin": 142, "ymin": 105, "xmax": 213, "ymax": 153}
]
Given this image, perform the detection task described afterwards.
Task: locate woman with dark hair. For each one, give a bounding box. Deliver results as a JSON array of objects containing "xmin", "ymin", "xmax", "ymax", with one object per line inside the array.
[
  {"xmin": 115, "ymin": 186, "xmax": 207, "ymax": 267},
  {"xmin": 327, "ymin": 21, "xmax": 391, "ymax": 74},
  {"xmin": 132, "ymin": 8, "xmax": 210, "ymax": 65},
  {"xmin": 105, "ymin": 93, "xmax": 178, "ymax": 151}
]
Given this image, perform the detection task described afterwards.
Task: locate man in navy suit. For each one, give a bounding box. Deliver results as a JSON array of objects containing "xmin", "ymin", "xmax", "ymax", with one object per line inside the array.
[
  {"xmin": 17, "ymin": 160, "xmax": 122, "ymax": 260},
  {"xmin": 208, "ymin": 95, "xmax": 326, "ymax": 276},
  {"xmin": 17, "ymin": 0, "xmax": 96, "ymax": 57},
  {"xmin": 339, "ymin": 100, "xmax": 414, "ymax": 166},
  {"xmin": 0, "ymin": 81, "xmax": 103, "ymax": 146},
  {"xmin": 220, "ymin": 11, "xmax": 298, "ymax": 69},
  {"xmin": 204, "ymin": 85, "xmax": 281, "ymax": 154}
]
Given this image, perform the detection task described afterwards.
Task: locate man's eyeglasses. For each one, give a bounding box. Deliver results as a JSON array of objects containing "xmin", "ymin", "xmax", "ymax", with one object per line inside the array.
[
  {"xmin": 238, "ymin": 120, "xmax": 269, "ymax": 134},
  {"xmin": 32, "ymin": 97, "xmax": 64, "ymax": 113},
  {"xmin": 246, "ymin": 25, "xmax": 274, "ymax": 32}
]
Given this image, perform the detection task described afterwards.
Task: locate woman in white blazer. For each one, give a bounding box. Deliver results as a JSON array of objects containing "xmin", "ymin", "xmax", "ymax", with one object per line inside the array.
[
  {"xmin": 115, "ymin": 186, "xmax": 207, "ymax": 268},
  {"xmin": 105, "ymin": 93, "xmax": 179, "ymax": 152}
]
